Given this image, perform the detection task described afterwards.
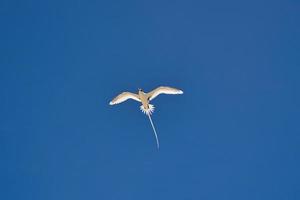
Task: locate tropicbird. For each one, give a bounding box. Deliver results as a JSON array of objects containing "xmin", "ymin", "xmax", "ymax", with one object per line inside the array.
[{"xmin": 109, "ymin": 86, "xmax": 183, "ymax": 149}]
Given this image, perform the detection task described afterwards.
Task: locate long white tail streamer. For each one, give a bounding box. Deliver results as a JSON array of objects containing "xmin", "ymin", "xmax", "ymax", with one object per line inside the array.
[
  {"xmin": 139, "ymin": 104, "xmax": 159, "ymax": 149},
  {"xmin": 147, "ymin": 113, "xmax": 159, "ymax": 149}
]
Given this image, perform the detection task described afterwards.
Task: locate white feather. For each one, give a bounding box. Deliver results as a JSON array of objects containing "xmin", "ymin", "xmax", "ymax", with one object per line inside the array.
[{"xmin": 140, "ymin": 104, "xmax": 155, "ymax": 115}]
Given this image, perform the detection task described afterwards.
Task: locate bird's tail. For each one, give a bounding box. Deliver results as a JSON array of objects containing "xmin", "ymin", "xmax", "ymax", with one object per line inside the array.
[
  {"xmin": 147, "ymin": 113, "xmax": 159, "ymax": 149},
  {"xmin": 140, "ymin": 104, "xmax": 155, "ymax": 115}
]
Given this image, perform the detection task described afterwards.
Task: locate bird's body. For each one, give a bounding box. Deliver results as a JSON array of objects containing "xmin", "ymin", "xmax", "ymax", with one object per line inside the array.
[
  {"xmin": 138, "ymin": 90, "xmax": 149, "ymax": 110},
  {"xmin": 109, "ymin": 86, "xmax": 183, "ymax": 149}
]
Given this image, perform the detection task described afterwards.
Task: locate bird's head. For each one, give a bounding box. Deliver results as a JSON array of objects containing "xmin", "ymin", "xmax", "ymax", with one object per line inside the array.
[{"xmin": 138, "ymin": 88, "xmax": 143, "ymax": 92}]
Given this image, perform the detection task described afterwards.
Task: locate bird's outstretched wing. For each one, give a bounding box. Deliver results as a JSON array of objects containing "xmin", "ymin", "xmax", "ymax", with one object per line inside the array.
[
  {"xmin": 147, "ymin": 86, "xmax": 183, "ymax": 101},
  {"xmin": 109, "ymin": 92, "xmax": 141, "ymax": 105}
]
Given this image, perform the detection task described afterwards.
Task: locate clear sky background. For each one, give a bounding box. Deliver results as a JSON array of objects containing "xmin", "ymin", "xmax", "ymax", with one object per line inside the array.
[{"xmin": 1, "ymin": 0, "xmax": 299, "ymax": 199}]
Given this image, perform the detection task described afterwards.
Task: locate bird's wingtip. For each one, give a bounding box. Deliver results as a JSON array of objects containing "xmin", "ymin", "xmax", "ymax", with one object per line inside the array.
[
  {"xmin": 109, "ymin": 101, "xmax": 114, "ymax": 105},
  {"xmin": 179, "ymin": 90, "xmax": 183, "ymax": 94}
]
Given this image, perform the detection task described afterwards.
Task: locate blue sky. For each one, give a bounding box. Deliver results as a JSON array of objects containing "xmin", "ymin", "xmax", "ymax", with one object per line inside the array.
[{"xmin": 1, "ymin": 0, "xmax": 299, "ymax": 199}]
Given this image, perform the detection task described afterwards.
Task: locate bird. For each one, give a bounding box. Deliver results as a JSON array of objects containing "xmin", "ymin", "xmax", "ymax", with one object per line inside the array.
[{"xmin": 109, "ymin": 86, "xmax": 183, "ymax": 149}]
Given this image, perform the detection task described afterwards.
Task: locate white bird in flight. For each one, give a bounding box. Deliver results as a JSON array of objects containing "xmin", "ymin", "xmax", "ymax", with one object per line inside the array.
[{"xmin": 109, "ymin": 86, "xmax": 183, "ymax": 149}]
